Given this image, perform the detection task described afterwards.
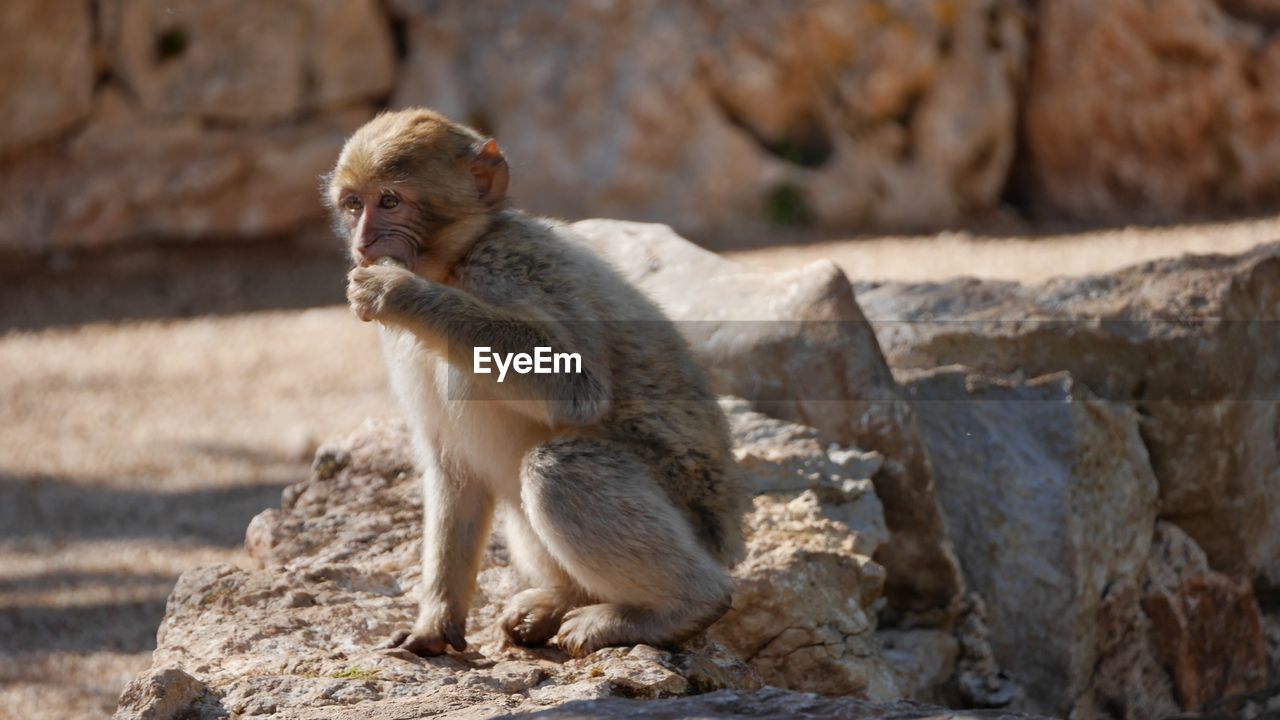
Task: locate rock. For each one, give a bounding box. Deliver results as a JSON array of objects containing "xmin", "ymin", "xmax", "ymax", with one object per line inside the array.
[
  {"xmin": 125, "ymin": 407, "xmax": 951, "ymax": 717},
  {"xmin": 898, "ymin": 367, "xmax": 1159, "ymax": 716},
  {"xmin": 107, "ymin": 0, "xmax": 394, "ymax": 122},
  {"xmin": 0, "ymin": 0, "xmax": 93, "ymax": 154},
  {"xmin": 878, "ymin": 629, "xmax": 958, "ymax": 703},
  {"xmin": 575, "ymin": 219, "xmax": 963, "ymax": 626},
  {"xmin": 113, "ymin": 666, "xmax": 207, "ymax": 720},
  {"xmin": 1069, "ymin": 574, "xmax": 1178, "ymax": 720},
  {"xmin": 1023, "ymin": 0, "xmax": 1280, "ymax": 222},
  {"xmin": 857, "ymin": 243, "xmax": 1280, "ymax": 588},
  {"xmin": 390, "ymin": 0, "xmax": 1027, "ymax": 236},
  {"xmin": 0, "ymin": 104, "xmax": 372, "ymax": 251},
  {"xmin": 709, "ymin": 492, "xmax": 897, "ymax": 699},
  {"xmin": 113, "ymin": 0, "xmax": 308, "ymax": 122},
  {"xmin": 721, "ymin": 397, "xmax": 889, "ymax": 556},
  {"xmin": 303, "ymin": 0, "xmax": 397, "ymax": 111},
  {"xmin": 1142, "ymin": 522, "xmax": 1267, "ymax": 710},
  {"xmin": 510, "ymin": 686, "xmax": 1053, "ymax": 720}
]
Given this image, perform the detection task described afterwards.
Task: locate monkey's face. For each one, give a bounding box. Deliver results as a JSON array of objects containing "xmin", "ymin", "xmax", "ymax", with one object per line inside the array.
[
  {"xmin": 332, "ymin": 183, "xmax": 427, "ymax": 271},
  {"xmin": 325, "ymin": 108, "xmax": 511, "ymax": 277}
]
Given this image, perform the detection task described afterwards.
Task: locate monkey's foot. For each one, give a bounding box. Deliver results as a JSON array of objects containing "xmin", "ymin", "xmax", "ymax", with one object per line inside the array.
[
  {"xmin": 554, "ymin": 603, "xmax": 648, "ymax": 658},
  {"xmin": 384, "ymin": 612, "xmax": 467, "ymax": 656},
  {"xmin": 501, "ymin": 587, "xmax": 577, "ymax": 646}
]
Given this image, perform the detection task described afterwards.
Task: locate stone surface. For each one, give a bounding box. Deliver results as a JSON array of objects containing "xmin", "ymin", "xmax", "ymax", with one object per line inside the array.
[
  {"xmin": 121, "ymin": 406, "xmax": 948, "ymax": 717},
  {"xmin": 858, "ymin": 242, "xmax": 1280, "ymax": 588},
  {"xmin": 575, "ymin": 219, "xmax": 963, "ymax": 625},
  {"xmin": 721, "ymin": 397, "xmax": 889, "ymax": 557},
  {"xmin": 113, "ymin": 0, "xmax": 308, "ymax": 122},
  {"xmin": 303, "ymin": 0, "xmax": 397, "ymax": 111},
  {"xmin": 510, "ymin": 686, "xmax": 1052, "ymax": 720},
  {"xmin": 114, "ymin": 666, "xmax": 207, "ymax": 720},
  {"xmin": 107, "ymin": 0, "xmax": 394, "ymax": 122},
  {"xmin": 1142, "ymin": 522, "xmax": 1267, "ymax": 710},
  {"xmin": 0, "ymin": 104, "xmax": 372, "ymax": 251},
  {"xmin": 710, "ymin": 492, "xmax": 897, "ymax": 699},
  {"xmin": 0, "ymin": 0, "xmax": 93, "ymax": 154},
  {"xmin": 899, "ymin": 367, "xmax": 1159, "ymax": 715},
  {"xmin": 1023, "ymin": 0, "xmax": 1280, "ymax": 222},
  {"xmin": 390, "ymin": 0, "xmax": 1026, "ymax": 236}
]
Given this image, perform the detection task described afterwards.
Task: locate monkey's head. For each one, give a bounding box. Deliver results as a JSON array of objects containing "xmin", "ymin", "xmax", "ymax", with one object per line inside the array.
[{"xmin": 324, "ymin": 108, "xmax": 509, "ymax": 276}]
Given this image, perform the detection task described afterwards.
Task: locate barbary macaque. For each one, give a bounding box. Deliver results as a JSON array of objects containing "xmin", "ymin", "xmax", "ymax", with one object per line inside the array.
[{"xmin": 323, "ymin": 108, "xmax": 745, "ymax": 657}]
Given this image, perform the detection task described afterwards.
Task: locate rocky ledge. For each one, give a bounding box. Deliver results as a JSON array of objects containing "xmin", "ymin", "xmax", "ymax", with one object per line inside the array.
[{"xmin": 116, "ymin": 222, "xmax": 1279, "ymax": 719}]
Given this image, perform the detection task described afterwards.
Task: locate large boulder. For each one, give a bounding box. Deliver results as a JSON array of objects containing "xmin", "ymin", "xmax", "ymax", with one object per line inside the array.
[
  {"xmin": 857, "ymin": 243, "xmax": 1280, "ymax": 589},
  {"xmin": 1023, "ymin": 0, "xmax": 1280, "ymax": 221},
  {"xmin": 0, "ymin": 0, "xmax": 93, "ymax": 154},
  {"xmin": 121, "ymin": 406, "xmax": 984, "ymax": 717},
  {"xmin": 575, "ymin": 219, "xmax": 964, "ymax": 626},
  {"xmin": 899, "ymin": 367, "xmax": 1160, "ymax": 715},
  {"xmin": 390, "ymin": 0, "xmax": 1027, "ymax": 236}
]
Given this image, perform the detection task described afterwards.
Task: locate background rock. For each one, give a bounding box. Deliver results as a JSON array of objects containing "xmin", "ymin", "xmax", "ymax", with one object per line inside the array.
[
  {"xmin": 13, "ymin": 0, "xmax": 1280, "ymax": 250},
  {"xmin": 391, "ymin": 0, "xmax": 1026, "ymax": 236},
  {"xmin": 0, "ymin": 0, "xmax": 93, "ymax": 155},
  {"xmin": 1023, "ymin": 0, "xmax": 1280, "ymax": 222}
]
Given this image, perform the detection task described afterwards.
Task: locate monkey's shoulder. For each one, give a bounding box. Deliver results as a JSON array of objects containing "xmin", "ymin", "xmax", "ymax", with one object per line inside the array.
[{"xmin": 456, "ymin": 214, "xmax": 638, "ymax": 314}]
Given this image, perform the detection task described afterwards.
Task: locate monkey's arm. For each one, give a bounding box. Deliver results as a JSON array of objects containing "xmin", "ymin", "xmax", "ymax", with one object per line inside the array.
[{"xmin": 350, "ymin": 264, "xmax": 612, "ymax": 427}]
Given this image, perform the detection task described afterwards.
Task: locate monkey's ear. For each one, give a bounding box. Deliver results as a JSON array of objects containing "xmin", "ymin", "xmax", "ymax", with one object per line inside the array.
[{"xmin": 470, "ymin": 139, "xmax": 509, "ymax": 207}]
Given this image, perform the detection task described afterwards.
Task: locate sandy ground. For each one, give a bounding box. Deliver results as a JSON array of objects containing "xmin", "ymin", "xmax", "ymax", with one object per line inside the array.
[
  {"xmin": 726, "ymin": 215, "xmax": 1280, "ymax": 281},
  {"xmin": 1, "ymin": 217, "xmax": 1277, "ymax": 719}
]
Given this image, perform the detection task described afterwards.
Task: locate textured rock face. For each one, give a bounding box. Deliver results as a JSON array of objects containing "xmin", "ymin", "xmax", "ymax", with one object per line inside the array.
[
  {"xmin": 119, "ymin": 405, "xmax": 976, "ymax": 718},
  {"xmin": 856, "ymin": 244, "xmax": 1279, "ymax": 716},
  {"xmin": 0, "ymin": 0, "xmax": 93, "ymax": 154},
  {"xmin": 0, "ymin": 104, "xmax": 370, "ymax": 251},
  {"xmin": 1143, "ymin": 522, "xmax": 1267, "ymax": 710},
  {"xmin": 0, "ymin": 0, "xmax": 392, "ymax": 251},
  {"xmin": 900, "ymin": 368, "xmax": 1160, "ymax": 715},
  {"xmin": 2, "ymin": 0, "xmax": 1027, "ymax": 252},
  {"xmin": 391, "ymin": 0, "xmax": 1026, "ymax": 235},
  {"xmin": 1024, "ymin": 0, "xmax": 1280, "ymax": 221},
  {"xmin": 575, "ymin": 219, "xmax": 963, "ymax": 626},
  {"xmin": 858, "ymin": 243, "xmax": 1280, "ymax": 588},
  {"xmin": 107, "ymin": 0, "xmax": 395, "ymax": 121}
]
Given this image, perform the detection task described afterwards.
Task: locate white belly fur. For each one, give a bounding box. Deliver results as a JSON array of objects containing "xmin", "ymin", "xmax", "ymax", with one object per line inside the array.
[{"xmin": 380, "ymin": 327, "xmax": 549, "ymax": 502}]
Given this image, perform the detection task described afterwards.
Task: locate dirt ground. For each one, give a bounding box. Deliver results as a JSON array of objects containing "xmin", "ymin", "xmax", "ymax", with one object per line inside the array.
[{"xmin": 1, "ymin": 216, "xmax": 1277, "ymax": 719}]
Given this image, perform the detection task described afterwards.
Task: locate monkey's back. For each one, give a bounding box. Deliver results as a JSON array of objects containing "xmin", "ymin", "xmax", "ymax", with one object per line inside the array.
[{"xmin": 459, "ymin": 212, "xmax": 746, "ymax": 565}]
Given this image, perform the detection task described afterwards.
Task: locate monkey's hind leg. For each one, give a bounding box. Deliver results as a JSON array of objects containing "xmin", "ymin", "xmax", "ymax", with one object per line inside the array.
[
  {"xmin": 519, "ymin": 438, "xmax": 733, "ymax": 658},
  {"xmin": 498, "ymin": 506, "xmax": 587, "ymax": 646}
]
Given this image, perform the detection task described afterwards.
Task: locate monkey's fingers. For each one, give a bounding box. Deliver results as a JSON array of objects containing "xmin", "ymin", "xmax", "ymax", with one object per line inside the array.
[
  {"xmin": 444, "ymin": 622, "xmax": 468, "ymax": 652},
  {"xmin": 382, "ymin": 630, "xmax": 411, "ymax": 650}
]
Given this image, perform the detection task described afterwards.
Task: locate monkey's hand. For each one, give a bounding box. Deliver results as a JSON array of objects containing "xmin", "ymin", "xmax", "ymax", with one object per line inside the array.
[
  {"xmin": 346, "ymin": 263, "xmax": 418, "ymax": 323},
  {"xmin": 385, "ymin": 602, "xmax": 467, "ymax": 656}
]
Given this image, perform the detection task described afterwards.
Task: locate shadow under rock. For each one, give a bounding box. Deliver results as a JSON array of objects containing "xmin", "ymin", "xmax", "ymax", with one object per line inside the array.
[{"xmin": 0, "ymin": 472, "xmax": 291, "ymax": 547}]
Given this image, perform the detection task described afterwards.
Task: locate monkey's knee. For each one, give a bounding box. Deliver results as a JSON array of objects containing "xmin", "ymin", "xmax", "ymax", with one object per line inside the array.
[{"xmin": 519, "ymin": 438, "xmax": 732, "ymax": 613}]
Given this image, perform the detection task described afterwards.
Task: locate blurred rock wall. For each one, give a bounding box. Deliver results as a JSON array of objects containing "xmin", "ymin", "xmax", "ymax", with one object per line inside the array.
[{"xmin": 2, "ymin": 0, "xmax": 1279, "ymax": 254}]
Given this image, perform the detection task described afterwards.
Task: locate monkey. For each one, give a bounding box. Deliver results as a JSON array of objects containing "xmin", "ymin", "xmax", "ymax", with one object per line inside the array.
[{"xmin": 323, "ymin": 108, "xmax": 746, "ymax": 658}]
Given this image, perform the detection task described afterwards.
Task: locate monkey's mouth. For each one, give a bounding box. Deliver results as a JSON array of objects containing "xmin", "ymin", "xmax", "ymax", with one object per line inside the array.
[{"xmin": 358, "ymin": 237, "xmax": 416, "ymax": 269}]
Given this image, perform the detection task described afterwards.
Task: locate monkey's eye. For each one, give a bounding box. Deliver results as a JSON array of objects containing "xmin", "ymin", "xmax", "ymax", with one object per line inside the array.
[
  {"xmin": 379, "ymin": 192, "xmax": 400, "ymax": 210},
  {"xmin": 341, "ymin": 195, "xmax": 363, "ymax": 213}
]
